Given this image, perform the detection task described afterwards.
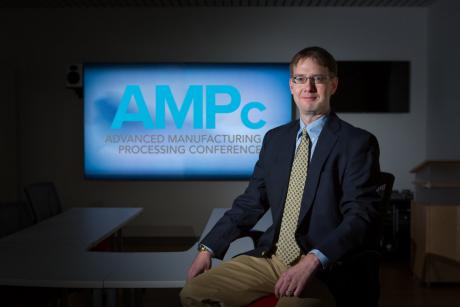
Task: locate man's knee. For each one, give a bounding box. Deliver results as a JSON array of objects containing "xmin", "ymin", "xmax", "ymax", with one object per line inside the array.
[
  {"xmin": 179, "ymin": 282, "xmax": 191, "ymax": 303},
  {"xmin": 180, "ymin": 281, "xmax": 200, "ymax": 305},
  {"xmin": 180, "ymin": 278, "xmax": 220, "ymax": 307}
]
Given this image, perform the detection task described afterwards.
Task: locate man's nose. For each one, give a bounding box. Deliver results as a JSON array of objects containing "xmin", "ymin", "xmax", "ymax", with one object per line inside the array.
[{"xmin": 303, "ymin": 78, "xmax": 317, "ymax": 92}]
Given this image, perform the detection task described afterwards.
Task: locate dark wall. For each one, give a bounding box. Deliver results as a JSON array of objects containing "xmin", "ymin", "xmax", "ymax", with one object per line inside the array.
[{"xmin": 0, "ymin": 7, "xmax": 428, "ymax": 235}]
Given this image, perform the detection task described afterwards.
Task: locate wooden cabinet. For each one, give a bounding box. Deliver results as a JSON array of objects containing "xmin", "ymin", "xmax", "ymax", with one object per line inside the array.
[
  {"xmin": 410, "ymin": 161, "xmax": 460, "ymax": 283},
  {"xmin": 411, "ymin": 202, "xmax": 460, "ymax": 283}
]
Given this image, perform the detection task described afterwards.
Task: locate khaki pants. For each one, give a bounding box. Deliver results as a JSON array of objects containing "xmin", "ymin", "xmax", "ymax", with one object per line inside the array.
[{"xmin": 180, "ymin": 255, "xmax": 335, "ymax": 307}]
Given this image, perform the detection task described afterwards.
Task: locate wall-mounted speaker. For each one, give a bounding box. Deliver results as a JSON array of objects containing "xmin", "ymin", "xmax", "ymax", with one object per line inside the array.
[{"xmin": 66, "ymin": 64, "xmax": 82, "ymax": 88}]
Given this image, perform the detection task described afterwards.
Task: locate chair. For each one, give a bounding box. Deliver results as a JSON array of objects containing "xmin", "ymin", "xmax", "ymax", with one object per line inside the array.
[
  {"xmin": 0, "ymin": 202, "xmax": 46, "ymax": 306},
  {"xmin": 24, "ymin": 182, "xmax": 62, "ymax": 223},
  {"xmin": 246, "ymin": 171, "xmax": 395, "ymax": 307},
  {"xmin": 0, "ymin": 201, "xmax": 35, "ymax": 238},
  {"xmin": 377, "ymin": 172, "xmax": 395, "ymax": 219}
]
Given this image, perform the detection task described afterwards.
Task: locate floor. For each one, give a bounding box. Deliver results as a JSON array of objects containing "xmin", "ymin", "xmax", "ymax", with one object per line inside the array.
[
  {"xmin": 379, "ymin": 259, "xmax": 460, "ymax": 307},
  {"xmin": 3, "ymin": 238, "xmax": 460, "ymax": 307}
]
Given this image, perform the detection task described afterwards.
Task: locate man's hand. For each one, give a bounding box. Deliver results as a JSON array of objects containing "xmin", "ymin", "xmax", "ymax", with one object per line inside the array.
[
  {"xmin": 186, "ymin": 250, "xmax": 212, "ymax": 282},
  {"xmin": 274, "ymin": 253, "xmax": 321, "ymax": 298}
]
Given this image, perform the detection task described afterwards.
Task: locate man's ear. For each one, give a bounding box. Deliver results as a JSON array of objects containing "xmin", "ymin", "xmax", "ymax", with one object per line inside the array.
[
  {"xmin": 289, "ymin": 78, "xmax": 294, "ymax": 94},
  {"xmin": 330, "ymin": 77, "xmax": 339, "ymax": 95}
]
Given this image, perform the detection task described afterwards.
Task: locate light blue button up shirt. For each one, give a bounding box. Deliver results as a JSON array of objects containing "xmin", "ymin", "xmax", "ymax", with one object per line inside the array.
[
  {"xmin": 297, "ymin": 115, "xmax": 330, "ymax": 269},
  {"xmin": 296, "ymin": 114, "xmax": 327, "ymax": 158}
]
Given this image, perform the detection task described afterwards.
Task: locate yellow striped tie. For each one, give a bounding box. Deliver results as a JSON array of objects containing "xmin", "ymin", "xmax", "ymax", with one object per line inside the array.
[{"xmin": 276, "ymin": 128, "xmax": 310, "ymax": 265}]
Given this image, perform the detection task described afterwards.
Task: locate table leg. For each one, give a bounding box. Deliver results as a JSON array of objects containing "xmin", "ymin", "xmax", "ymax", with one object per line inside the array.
[
  {"xmin": 104, "ymin": 288, "xmax": 117, "ymax": 307},
  {"xmin": 124, "ymin": 288, "xmax": 143, "ymax": 307},
  {"xmin": 92, "ymin": 289, "xmax": 103, "ymax": 307}
]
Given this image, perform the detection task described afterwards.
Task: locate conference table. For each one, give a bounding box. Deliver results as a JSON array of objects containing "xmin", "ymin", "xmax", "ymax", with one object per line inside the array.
[
  {"xmin": 102, "ymin": 208, "xmax": 272, "ymax": 288},
  {"xmin": 0, "ymin": 207, "xmax": 272, "ymax": 306},
  {"xmin": 0, "ymin": 207, "xmax": 143, "ymax": 306}
]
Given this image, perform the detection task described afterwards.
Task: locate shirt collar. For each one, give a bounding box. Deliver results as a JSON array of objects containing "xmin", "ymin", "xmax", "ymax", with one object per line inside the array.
[{"xmin": 298, "ymin": 114, "xmax": 328, "ymax": 142}]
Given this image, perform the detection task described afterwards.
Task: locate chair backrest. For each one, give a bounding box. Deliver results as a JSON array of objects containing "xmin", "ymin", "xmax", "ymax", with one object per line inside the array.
[
  {"xmin": 24, "ymin": 182, "xmax": 62, "ymax": 223},
  {"xmin": 0, "ymin": 201, "xmax": 35, "ymax": 238},
  {"xmin": 376, "ymin": 171, "xmax": 395, "ymax": 245},
  {"xmin": 377, "ymin": 171, "xmax": 395, "ymax": 208}
]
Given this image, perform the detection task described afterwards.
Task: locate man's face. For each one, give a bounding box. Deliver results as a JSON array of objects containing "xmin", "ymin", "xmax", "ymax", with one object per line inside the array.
[{"xmin": 289, "ymin": 57, "xmax": 338, "ymax": 117}]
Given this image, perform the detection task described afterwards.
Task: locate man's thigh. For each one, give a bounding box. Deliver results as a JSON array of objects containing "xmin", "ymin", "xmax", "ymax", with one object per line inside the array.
[
  {"xmin": 181, "ymin": 255, "xmax": 279, "ymax": 306},
  {"xmin": 181, "ymin": 255, "xmax": 335, "ymax": 307}
]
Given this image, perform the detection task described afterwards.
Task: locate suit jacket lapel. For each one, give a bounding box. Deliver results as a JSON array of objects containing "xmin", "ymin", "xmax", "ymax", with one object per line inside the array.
[{"xmin": 298, "ymin": 113, "xmax": 340, "ymax": 223}]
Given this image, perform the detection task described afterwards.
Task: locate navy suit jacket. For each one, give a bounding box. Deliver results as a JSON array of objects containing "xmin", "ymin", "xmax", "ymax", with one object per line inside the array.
[{"xmin": 201, "ymin": 112, "xmax": 381, "ymax": 274}]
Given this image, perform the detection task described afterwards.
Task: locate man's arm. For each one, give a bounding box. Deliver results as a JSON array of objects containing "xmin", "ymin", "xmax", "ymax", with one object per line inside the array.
[
  {"xmin": 186, "ymin": 131, "xmax": 273, "ymax": 279},
  {"xmin": 198, "ymin": 130, "xmax": 273, "ymax": 259}
]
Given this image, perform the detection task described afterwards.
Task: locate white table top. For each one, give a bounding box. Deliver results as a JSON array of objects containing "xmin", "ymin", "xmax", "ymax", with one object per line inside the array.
[
  {"xmin": 0, "ymin": 207, "xmax": 142, "ymax": 249},
  {"xmin": 102, "ymin": 208, "xmax": 272, "ymax": 288},
  {"xmin": 0, "ymin": 207, "xmax": 142, "ymax": 288},
  {"xmin": 0, "ymin": 207, "xmax": 272, "ymax": 289}
]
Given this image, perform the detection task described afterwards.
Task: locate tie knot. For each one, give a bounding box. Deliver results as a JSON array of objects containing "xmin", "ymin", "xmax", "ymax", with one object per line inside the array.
[{"xmin": 301, "ymin": 128, "xmax": 310, "ymax": 142}]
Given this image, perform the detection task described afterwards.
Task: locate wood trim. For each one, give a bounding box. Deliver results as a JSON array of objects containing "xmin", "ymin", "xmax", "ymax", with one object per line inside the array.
[
  {"xmin": 413, "ymin": 180, "xmax": 460, "ymax": 189},
  {"xmin": 411, "ymin": 160, "xmax": 460, "ymax": 173}
]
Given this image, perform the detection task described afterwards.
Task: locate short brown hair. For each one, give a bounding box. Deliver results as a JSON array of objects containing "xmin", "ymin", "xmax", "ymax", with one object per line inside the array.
[{"xmin": 290, "ymin": 46, "xmax": 338, "ymax": 77}]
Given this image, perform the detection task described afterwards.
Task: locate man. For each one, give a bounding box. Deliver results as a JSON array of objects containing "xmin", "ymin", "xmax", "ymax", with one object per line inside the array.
[{"xmin": 180, "ymin": 46, "xmax": 381, "ymax": 307}]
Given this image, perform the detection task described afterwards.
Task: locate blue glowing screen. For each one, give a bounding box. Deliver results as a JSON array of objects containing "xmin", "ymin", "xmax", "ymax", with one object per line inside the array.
[{"xmin": 84, "ymin": 64, "xmax": 292, "ymax": 179}]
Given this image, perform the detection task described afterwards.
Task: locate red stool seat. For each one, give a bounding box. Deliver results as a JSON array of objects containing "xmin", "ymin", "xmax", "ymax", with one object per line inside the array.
[{"xmin": 248, "ymin": 294, "xmax": 278, "ymax": 307}]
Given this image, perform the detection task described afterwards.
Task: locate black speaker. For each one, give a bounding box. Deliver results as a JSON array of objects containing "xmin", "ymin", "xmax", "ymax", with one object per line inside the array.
[{"xmin": 66, "ymin": 64, "xmax": 82, "ymax": 88}]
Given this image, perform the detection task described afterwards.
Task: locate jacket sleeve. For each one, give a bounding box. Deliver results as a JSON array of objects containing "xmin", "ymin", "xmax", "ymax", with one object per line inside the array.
[{"xmin": 200, "ymin": 131, "xmax": 272, "ymax": 259}]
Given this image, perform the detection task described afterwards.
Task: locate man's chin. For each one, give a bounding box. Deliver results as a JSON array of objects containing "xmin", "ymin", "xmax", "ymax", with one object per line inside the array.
[
  {"xmin": 301, "ymin": 108, "xmax": 330, "ymax": 118},
  {"xmin": 303, "ymin": 110, "xmax": 318, "ymax": 116}
]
